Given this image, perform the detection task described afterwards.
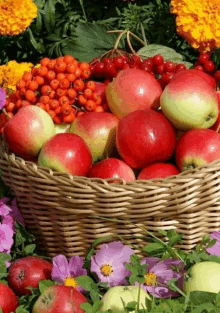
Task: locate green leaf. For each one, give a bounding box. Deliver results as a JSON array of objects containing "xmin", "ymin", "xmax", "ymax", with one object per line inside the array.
[
  {"xmin": 24, "ymin": 244, "xmax": 36, "ymax": 255},
  {"xmin": 39, "ymin": 280, "xmax": 55, "ymax": 294},
  {"xmin": 143, "ymin": 243, "xmax": 164, "ymax": 254},
  {"xmin": 90, "ymin": 289, "xmax": 100, "ymax": 303},
  {"xmin": 62, "ymin": 22, "xmax": 126, "ymax": 62},
  {"xmin": 125, "ymin": 301, "xmax": 137, "ymax": 311},
  {"xmin": 0, "ymin": 308, "xmax": 3, "ymax": 313},
  {"xmin": 43, "ymin": 0, "xmax": 56, "ymax": 33},
  {"xmin": 189, "ymin": 291, "xmax": 217, "ymax": 306},
  {"xmin": 192, "ymin": 302, "xmax": 216, "ymax": 313},
  {"xmin": 76, "ymin": 275, "xmax": 94, "ymax": 291},
  {"xmin": 0, "ymin": 262, "xmax": 7, "ymax": 279},
  {"xmin": 81, "ymin": 302, "xmax": 93, "ymax": 313},
  {"xmin": 93, "ymin": 300, "xmax": 104, "ymax": 313},
  {"xmin": 16, "ymin": 307, "xmax": 29, "ymax": 313}
]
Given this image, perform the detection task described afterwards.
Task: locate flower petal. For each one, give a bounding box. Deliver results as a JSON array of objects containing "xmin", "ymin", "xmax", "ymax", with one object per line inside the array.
[
  {"xmin": 69, "ymin": 255, "xmax": 87, "ymax": 276},
  {"xmin": 51, "ymin": 254, "xmax": 70, "ymax": 283}
]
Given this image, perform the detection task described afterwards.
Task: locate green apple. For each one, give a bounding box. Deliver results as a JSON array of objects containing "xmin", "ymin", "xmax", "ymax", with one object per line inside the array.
[
  {"xmin": 184, "ymin": 261, "xmax": 220, "ymax": 294},
  {"xmin": 54, "ymin": 123, "xmax": 70, "ymax": 134},
  {"xmin": 160, "ymin": 74, "xmax": 218, "ymax": 131}
]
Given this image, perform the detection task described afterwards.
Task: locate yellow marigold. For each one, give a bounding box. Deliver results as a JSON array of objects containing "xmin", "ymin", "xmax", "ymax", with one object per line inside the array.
[
  {"xmin": 0, "ymin": 60, "xmax": 33, "ymax": 91},
  {"xmin": 170, "ymin": 0, "xmax": 220, "ymax": 53},
  {"xmin": 0, "ymin": 0, "xmax": 38, "ymax": 36}
]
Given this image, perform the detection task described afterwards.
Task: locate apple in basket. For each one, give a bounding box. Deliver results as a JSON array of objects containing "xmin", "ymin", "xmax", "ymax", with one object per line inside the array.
[
  {"xmin": 105, "ymin": 68, "xmax": 162, "ymax": 119},
  {"xmin": 137, "ymin": 162, "xmax": 180, "ymax": 180},
  {"xmin": 32, "ymin": 285, "xmax": 88, "ymax": 313},
  {"xmin": 38, "ymin": 133, "xmax": 92, "ymax": 176},
  {"xmin": 87, "ymin": 157, "xmax": 136, "ymax": 181},
  {"xmin": 160, "ymin": 73, "xmax": 219, "ymax": 131},
  {"xmin": 3, "ymin": 105, "xmax": 55, "ymax": 161},
  {"xmin": 175, "ymin": 128, "xmax": 220, "ymax": 172},
  {"xmin": 210, "ymin": 90, "xmax": 220, "ymax": 132},
  {"xmin": 69, "ymin": 112, "xmax": 119, "ymax": 163},
  {"xmin": 116, "ymin": 109, "xmax": 176, "ymax": 169}
]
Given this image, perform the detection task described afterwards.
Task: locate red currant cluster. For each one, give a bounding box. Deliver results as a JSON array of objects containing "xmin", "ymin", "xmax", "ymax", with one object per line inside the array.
[
  {"xmin": 90, "ymin": 53, "xmax": 187, "ymax": 88},
  {"xmin": 194, "ymin": 53, "xmax": 220, "ymax": 84}
]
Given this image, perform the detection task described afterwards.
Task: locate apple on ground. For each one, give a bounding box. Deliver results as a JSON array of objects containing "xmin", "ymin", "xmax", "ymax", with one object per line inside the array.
[
  {"xmin": 32, "ymin": 285, "xmax": 88, "ymax": 313},
  {"xmin": 8, "ymin": 256, "xmax": 52, "ymax": 296},
  {"xmin": 69, "ymin": 112, "xmax": 119, "ymax": 163},
  {"xmin": 106, "ymin": 68, "xmax": 162, "ymax": 119},
  {"xmin": 184, "ymin": 261, "xmax": 220, "ymax": 294},
  {"xmin": 38, "ymin": 133, "xmax": 92, "ymax": 176},
  {"xmin": 160, "ymin": 74, "xmax": 218, "ymax": 131},
  {"xmin": 116, "ymin": 109, "xmax": 176, "ymax": 169},
  {"xmin": 87, "ymin": 158, "xmax": 136, "ymax": 182},
  {"xmin": 137, "ymin": 162, "xmax": 180, "ymax": 180},
  {"xmin": 3, "ymin": 105, "xmax": 55, "ymax": 161},
  {"xmin": 175, "ymin": 128, "xmax": 220, "ymax": 172},
  {"xmin": 0, "ymin": 282, "xmax": 19, "ymax": 313}
]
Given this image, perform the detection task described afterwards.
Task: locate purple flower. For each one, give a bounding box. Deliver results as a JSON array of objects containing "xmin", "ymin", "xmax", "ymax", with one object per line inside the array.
[
  {"xmin": 0, "ymin": 223, "xmax": 14, "ymax": 253},
  {"xmin": 134, "ymin": 257, "xmax": 185, "ymax": 298},
  {"xmin": 90, "ymin": 241, "xmax": 134, "ymax": 287},
  {"xmin": 0, "ymin": 197, "xmax": 12, "ymax": 217},
  {"xmin": 0, "ymin": 89, "xmax": 6, "ymax": 110},
  {"xmin": 51, "ymin": 254, "xmax": 87, "ymax": 293},
  {"xmin": 0, "ymin": 197, "xmax": 25, "ymax": 228},
  {"xmin": 10, "ymin": 198, "xmax": 25, "ymax": 227},
  {"xmin": 206, "ymin": 231, "xmax": 220, "ymax": 257}
]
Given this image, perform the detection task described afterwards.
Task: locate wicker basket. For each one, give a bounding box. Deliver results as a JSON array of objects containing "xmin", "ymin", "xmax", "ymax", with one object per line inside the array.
[{"xmin": 0, "ymin": 138, "xmax": 220, "ymax": 259}]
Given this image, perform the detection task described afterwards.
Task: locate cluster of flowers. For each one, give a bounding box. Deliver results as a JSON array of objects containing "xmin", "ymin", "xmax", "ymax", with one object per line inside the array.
[{"xmin": 0, "ymin": 196, "xmax": 25, "ymax": 267}]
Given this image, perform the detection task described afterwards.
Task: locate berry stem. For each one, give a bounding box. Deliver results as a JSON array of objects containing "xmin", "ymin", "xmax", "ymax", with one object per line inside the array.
[{"xmin": 2, "ymin": 108, "xmax": 12, "ymax": 119}]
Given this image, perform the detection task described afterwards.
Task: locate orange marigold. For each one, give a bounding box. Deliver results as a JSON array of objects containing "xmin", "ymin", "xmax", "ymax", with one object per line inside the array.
[
  {"xmin": 171, "ymin": 0, "xmax": 220, "ymax": 53},
  {"xmin": 0, "ymin": 0, "xmax": 38, "ymax": 36}
]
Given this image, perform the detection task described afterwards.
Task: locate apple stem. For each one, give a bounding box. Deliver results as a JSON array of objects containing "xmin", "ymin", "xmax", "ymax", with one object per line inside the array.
[{"xmin": 2, "ymin": 108, "xmax": 12, "ymax": 119}]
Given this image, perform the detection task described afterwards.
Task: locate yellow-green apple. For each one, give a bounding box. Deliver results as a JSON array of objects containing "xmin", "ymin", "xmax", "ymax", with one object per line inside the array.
[
  {"xmin": 171, "ymin": 69, "xmax": 217, "ymax": 89},
  {"xmin": 106, "ymin": 68, "xmax": 162, "ymax": 119},
  {"xmin": 38, "ymin": 133, "xmax": 92, "ymax": 176},
  {"xmin": 54, "ymin": 123, "xmax": 70, "ymax": 134},
  {"xmin": 116, "ymin": 109, "xmax": 176, "ymax": 169},
  {"xmin": 69, "ymin": 112, "xmax": 119, "ymax": 163},
  {"xmin": 175, "ymin": 128, "xmax": 220, "ymax": 171},
  {"xmin": 32, "ymin": 285, "xmax": 87, "ymax": 313},
  {"xmin": 210, "ymin": 90, "xmax": 220, "ymax": 132},
  {"xmin": 87, "ymin": 158, "xmax": 136, "ymax": 181},
  {"xmin": 184, "ymin": 261, "xmax": 220, "ymax": 294},
  {"xmin": 3, "ymin": 105, "xmax": 55, "ymax": 160},
  {"xmin": 160, "ymin": 74, "xmax": 218, "ymax": 131},
  {"xmin": 137, "ymin": 162, "xmax": 179, "ymax": 180}
]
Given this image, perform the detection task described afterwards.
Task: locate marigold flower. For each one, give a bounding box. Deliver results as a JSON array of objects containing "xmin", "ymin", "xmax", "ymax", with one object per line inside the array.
[
  {"xmin": 90, "ymin": 241, "xmax": 134, "ymax": 287},
  {"xmin": 171, "ymin": 0, "xmax": 220, "ymax": 53},
  {"xmin": 51, "ymin": 254, "xmax": 87, "ymax": 293},
  {"xmin": 0, "ymin": 0, "xmax": 38, "ymax": 36},
  {"xmin": 134, "ymin": 257, "xmax": 185, "ymax": 298},
  {"xmin": 0, "ymin": 60, "xmax": 33, "ymax": 91}
]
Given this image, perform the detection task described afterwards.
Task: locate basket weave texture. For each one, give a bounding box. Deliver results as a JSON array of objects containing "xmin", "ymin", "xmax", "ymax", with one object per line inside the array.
[{"xmin": 0, "ymin": 139, "xmax": 220, "ymax": 258}]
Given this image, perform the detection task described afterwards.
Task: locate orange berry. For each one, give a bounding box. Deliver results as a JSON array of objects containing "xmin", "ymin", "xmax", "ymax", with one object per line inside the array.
[
  {"xmin": 76, "ymin": 111, "xmax": 85, "ymax": 117},
  {"xmin": 55, "ymin": 106, "xmax": 61, "ymax": 114},
  {"xmin": 25, "ymin": 90, "xmax": 36, "ymax": 102},
  {"xmin": 44, "ymin": 103, "xmax": 50, "ymax": 112},
  {"xmin": 21, "ymin": 100, "xmax": 30, "ymax": 107},
  {"xmin": 47, "ymin": 59, "xmax": 56, "ymax": 70},
  {"xmin": 15, "ymin": 99, "xmax": 22, "ymax": 110},
  {"xmin": 22, "ymin": 72, "xmax": 33, "ymax": 82},
  {"xmin": 53, "ymin": 115, "xmax": 62, "ymax": 124},
  {"xmin": 54, "ymin": 62, "xmax": 66, "ymax": 73},
  {"xmin": 86, "ymin": 81, "xmax": 96, "ymax": 91},
  {"xmin": 36, "ymin": 102, "xmax": 45, "ymax": 110},
  {"xmin": 39, "ymin": 95, "xmax": 50, "ymax": 104},
  {"xmin": 84, "ymin": 100, "xmax": 96, "ymax": 111},
  {"xmin": 73, "ymin": 79, "xmax": 84, "ymax": 91},
  {"xmin": 16, "ymin": 79, "xmax": 26, "ymax": 90},
  {"xmin": 66, "ymin": 63, "xmax": 78, "ymax": 74},
  {"xmin": 46, "ymin": 71, "xmax": 56, "ymax": 81},
  {"xmin": 47, "ymin": 110, "xmax": 56, "ymax": 119},
  {"xmin": 83, "ymin": 88, "xmax": 93, "ymax": 99},
  {"xmin": 61, "ymin": 104, "xmax": 72, "ymax": 115},
  {"xmin": 65, "ymin": 73, "xmax": 76, "ymax": 82},
  {"xmin": 56, "ymin": 73, "xmax": 66, "ymax": 81},
  {"xmin": 56, "ymin": 56, "xmax": 64, "ymax": 64},
  {"xmin": 92, "ymin": 93, "xmax": 102, "ymax": 105},
  {"xmin": 49, "ymin": 90, "xmax": 55, "ymax": 99},
  {"xmin": 50, "ymin": 79, "xmax": 60, "ymax": 90},
  {"xmin": 59, "ymin": 79, "xmax": 70, "ymax": 90},
  {"xmin": 62, "ymin": 112, "xmax": 76, "ymax": 123},
  {"xmin": 59, "ymin": 96, "xmax": 70, "ymax": 106},
  {"xmin": 41, "ymin": 85, "xmax": 52, "ymax": 96},
  {"xmin": 27, "ymin": 80, "xmax": 39, "ymax": 91},
  {"xmin": 31, "ymin": 67, "xmax": 39, "ymax": 76},
  {"xmin": 40, "ymin": 57, "xmax": 50, "ymax": 67},
  {"xmin": 74, "ymin": 68, "xmax": 82, "ymax": 78},
  {"xmin": 5, "ymin": 102, "xmax": 15, "ymax": 113},
  {"xmin": 49, "ymin": 99, "xmax": 59, "ymax": 110},
  {"xmin": 34, "ymin": 76, "xmax": 45, "ymax": 85},
  {"xmin": 79, "ymin": 62, "xmax": 90, "ymax": 71},
  {"xmin": 66, "ymin": 88, "xmax": 77, "ymax": 99},
  {"xmin": 77, "ymin": 95, "xmax": 87, "ymax": 106},
  {"xmin": 37, "ymin": 66, "xmax": 48, "ymax": 77},
  {"xmin": 56, "ymin": 88, "xmax": 67, "ymax": 98},
  {"xmin": 81, "ymin": 69, "xmax": 91, "ymax": 80},
  {"xmin": 94, "ymin": 105, "xmax": 104, "ymax": 112},
  {"xmin": 63, "ymin": 55, "xmax": 75, "ymax": 64}
]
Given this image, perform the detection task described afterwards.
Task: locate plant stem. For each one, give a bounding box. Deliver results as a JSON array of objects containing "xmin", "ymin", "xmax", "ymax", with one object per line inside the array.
[{"xmin": 78, "ymin": 0, "xmax": 87, "ymax": 22}]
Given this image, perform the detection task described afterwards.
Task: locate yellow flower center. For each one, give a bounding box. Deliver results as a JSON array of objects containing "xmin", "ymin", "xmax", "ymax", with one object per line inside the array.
[
  {"xmin": 63, "ymin": 277, "xmax": 78, "ymax": 288},
  {"xmin": 100, "ymin": 264, "xmax": 113, "ymax": 276},
  {"xmin": 144, "ymin": 272, "xmax": 157, "ymax": 286}
]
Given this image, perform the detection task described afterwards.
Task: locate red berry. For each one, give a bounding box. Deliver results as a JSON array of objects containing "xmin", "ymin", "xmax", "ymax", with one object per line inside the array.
[
  {"xmin": 159, "ymin": 72, "xmax": 175, "ymax": 88},
  {"xmin": 129, "ymin": 55, "xmax": 141, "ymax": 67},
  {"xmin": 105, "ymin": 63, "xmax": 118, "ymax": 78},
  {"xmin": 175, "ymin": 63, "xmax": 187, "ymax": 72},
  {"xmin": 164, "ymin": 61, "xmax": 175, "ymax": 73},
  {"xmin": 142, "ymin": 58, "xmax": 154, "ymax": 70},
  {"xmin": 155, "ymin": 64, "xmax": 165, "ymax": 75},
  {"xmin": 204, "ymin": 60, "xmax": 215, "ymax": 73},
  {"xmin": 152, "ymin": 54, "xmax": 164, "ymax": 66},
  {"xmin": 103, "ymin": 57, "xmax": 114, "ymax": 66},
  {"xmin": 194, "ymin": 65, "xmax": 204, "ymax": 71},
  {"xmin": 198, "ymin": 53, "xmax": 210, "ymax": 65},
  {"xmin": 139, "ymin": 64, "xmax": 152, "ymax": 72},
  {"xmin": 214, "ymin": 70, "xmax": 220, "ymax": 82},
  {"xmin": 93, "ymin": 62, "xmax": 105, "ymax": 78},
  {"xmin": 113, "ymin": 56, "xmax": 125, "ymax": 69}
]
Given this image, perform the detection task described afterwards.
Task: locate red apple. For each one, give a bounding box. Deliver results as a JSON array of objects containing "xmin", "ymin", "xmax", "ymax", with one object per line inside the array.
[
  {"xmin": 210, "ymin": 90, "xmax": 220, "ymax": 132},
  {"xmin": 8, "ymin": 256, "xmax": 52, "ymax": 296},
  {"xmin": 32, "ymin": 285, "xmax": 87, "ymax": 313},
  {"xmin": 175, "ymin": 128, "xmax": 220, "ymax": 171},
  {"xmin": 38, "ymin": 133, "xmax": 92, "ymax": 176},
  {"xmin": 87, "ymin": 158, "xmax": 136, "ymax": 181},
  {"xmin": 171, "ymin": 69, "xmax": 217, "ymax": 89},
  {"xmin": 116, "ymin": 109, "xmax": 176, "ymax": 169},
  {"xmin": 0, "ymin": 282, "xmax": 19, "ymax": 313},
  {"xmin": 69, "ymin": 112, "xmax": 119, "ymax": 163},
  {"xmin": 94, "ymin": 81, "xmax": 107, "ymax": 101},
  {"xmin": 138, "ymin": 162, "xmax": 180, "ymax": 180},
  {"xmin": 106, "ymin": 68, "xmax": 162, "ymax": 119},
  {"xmin": 3, "ymin": 105, "xmax": 55, "ymax": 160}
]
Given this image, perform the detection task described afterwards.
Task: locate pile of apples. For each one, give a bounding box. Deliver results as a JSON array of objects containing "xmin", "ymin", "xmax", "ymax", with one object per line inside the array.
[{"xmin": 3, "ymin": 61, "xmax": 220, "ymax": 182}]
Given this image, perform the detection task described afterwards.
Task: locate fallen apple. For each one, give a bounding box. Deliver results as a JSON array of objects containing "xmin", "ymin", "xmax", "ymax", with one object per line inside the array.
[
  {"xmin": 137, "ymin": 162, "xmax": 179, "ymax": 180},
  {"xmin": 184, "ymin": 261, "xmax": 220, "ymax": 294},
  {"xmin": 160, "ymin": 74, "xmax": 218, "ymax": 131},
  {"xmin": 69, "ymin": 112, "xmax": 119, "ymax": 163},
  {"xmin": 116, "ymin": 109, "xmax": 176, "ymax": 169},
  {"xmin": 106, "ymin": 68, "xmax": 162, "ymax": 119},
  {"xmin": 38, "ymin": 133, "xmax": 92, "ymax": 176},
  {"xmin": 3, "ymin": 105, "xmax": 55, "ymax": 160},
  {"xmin": 175, "ymin": 128, "xmax": 220, "ymax": 171},
  {"xmin": 100, "ymin": 285, "xmax": 151, "ymax": 313}
]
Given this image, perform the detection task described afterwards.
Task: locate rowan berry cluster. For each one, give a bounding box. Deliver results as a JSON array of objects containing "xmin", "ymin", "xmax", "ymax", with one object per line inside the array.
[{"xmin": 2, "ymin": 55, "xmax": 108, "ymax": 129}]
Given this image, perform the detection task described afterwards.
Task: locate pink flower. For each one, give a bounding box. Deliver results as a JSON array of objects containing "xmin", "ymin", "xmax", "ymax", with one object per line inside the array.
[
  {"xmin": 51, "ymin": 254, "xmax": 87, "ymax": 293},
  {"xmin": 0, "ymin": 89, "xmax": 5, "ymax": 110},
  {"xmin": 0, "ymin": 223, "xmax": 14, "ymax": 253},
  {"xmin": 0, "ymin": 197, "xmax": 25, "ymax": 227},
  {"xmin": 90, "ymin": 241, "xmax": 134, "ymax": 287},
  {"xmin": 0, "ymin": 197, "xmax": 12, "ymax": 217},
  {"xmin": 134, "ymin": 257, "xmax": 185, "ymax": 298},
  {"xmin": 206, "ymin": 231, "xmax": 220, "ymax": 257},
  {"xmin": 10, "ymin": 198, "xmax": 25, "ymax": 227}
]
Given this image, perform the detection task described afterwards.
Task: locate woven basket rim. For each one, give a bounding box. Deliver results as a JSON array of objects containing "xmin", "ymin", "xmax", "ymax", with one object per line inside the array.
[{"xmin": 1, "ymin": 138, "xmax": 220, "ymax": 187}]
